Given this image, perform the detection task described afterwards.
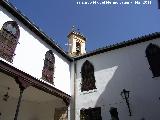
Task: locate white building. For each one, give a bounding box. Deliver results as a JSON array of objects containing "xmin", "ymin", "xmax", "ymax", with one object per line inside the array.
[{"xmin": 0, "ymin": 0, "xmax": 160, "ymax": 120}]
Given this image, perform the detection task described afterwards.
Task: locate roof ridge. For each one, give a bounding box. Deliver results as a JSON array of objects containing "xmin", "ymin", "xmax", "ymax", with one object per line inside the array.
[
  {"xmin": 1, "ymin": 0, "xmax": 160, "ymax": 61},
  {"xmin": 74, "ymin": 32, "xmax": 160, "ymax": 60}
]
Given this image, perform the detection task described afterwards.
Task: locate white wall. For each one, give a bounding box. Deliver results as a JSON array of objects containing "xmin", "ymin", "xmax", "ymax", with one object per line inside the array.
[
  {"xmin": 73, "ymin": 38, "xmax": 160, "ymax": 120},
  {"xmin": 0, "ymin": 6, "xmax": 71, "ymax": 95},
  {"xmin": 0, "ymin": 72, "xmax": 67, "ymax": 120},
  {"xmin": 0, "ymin": 91, "xmax": 66, "ymax": 120}
]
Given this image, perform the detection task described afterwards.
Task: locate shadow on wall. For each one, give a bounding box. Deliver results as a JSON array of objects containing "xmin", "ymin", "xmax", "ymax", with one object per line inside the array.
[
  {"xmin": 94, "ymin": 50, "xmax": 160, "ymax": 120},
  {"xmin": 95, "ymin": 63, "xmax": 134, "ymax": 120}
]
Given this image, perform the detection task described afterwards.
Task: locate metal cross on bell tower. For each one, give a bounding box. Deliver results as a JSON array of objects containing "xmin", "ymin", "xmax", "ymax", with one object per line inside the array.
[{"xmin": 72, "ymin": 25, "xmax": 75, "ymax": 31}]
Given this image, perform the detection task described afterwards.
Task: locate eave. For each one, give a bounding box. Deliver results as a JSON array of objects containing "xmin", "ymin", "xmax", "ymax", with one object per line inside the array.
[
  {"xmin": 0, "ymin": 0, "xmax": 73, "ymax": 62},
  {"xmin": 74, "ymin": 32, "xmax": 160, "ymax": 60},
  {"xmin": 0, "ymin": 59, "xmax": 71, "ymax": 106}
]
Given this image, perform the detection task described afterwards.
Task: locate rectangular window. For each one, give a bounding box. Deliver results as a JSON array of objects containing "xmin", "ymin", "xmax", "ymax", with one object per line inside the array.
[
  {"xmin": 80, "ymin": 107, "xmax": 102, "ymax": 120},
  {"xmin": 109, "ymin": 107, "xmax": 119, "ymax": 120},
  {"xmin": 54, "ymin": 107, "xmax": 68, "ymax": 120}
]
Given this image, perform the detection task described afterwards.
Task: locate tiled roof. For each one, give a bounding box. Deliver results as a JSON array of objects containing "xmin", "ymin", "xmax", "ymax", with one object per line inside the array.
[
  {"xmin": 67, "ymin": 31, "xmax": 86, "ymax": 41},
  {"xmin": 1, "ymin": 0, "xmax": 160, "ymax": 61},
  {"xmin": 0, "ymin": 0, "xmax": 73, "ymax": 61},
  {"xmin": 74, "ymin": 32, "xmax": 160, "ymax": 60},
  {"xmin": 0, "ymin": 59, "xmax": 71, "ymax": 101}
]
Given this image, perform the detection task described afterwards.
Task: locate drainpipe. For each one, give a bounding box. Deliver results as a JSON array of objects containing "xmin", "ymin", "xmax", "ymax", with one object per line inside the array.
[
  {"xmin": 14, "ymin": 87, "xmax": 24, "ymax": 120},
  {"xmin": 73, "ymin": 59, "xmax": 77, "ymax": 120}
]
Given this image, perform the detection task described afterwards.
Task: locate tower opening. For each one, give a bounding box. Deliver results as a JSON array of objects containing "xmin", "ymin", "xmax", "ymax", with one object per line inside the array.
[{"xmin": 67, "ymin": 26, "xmax": 86, "ymax": 57}]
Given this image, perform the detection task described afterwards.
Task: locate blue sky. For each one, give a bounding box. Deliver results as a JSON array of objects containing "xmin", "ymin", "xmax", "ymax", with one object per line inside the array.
[{"xmin": 8, "ymin": 0, "xmax": 160, "ymax": 52}]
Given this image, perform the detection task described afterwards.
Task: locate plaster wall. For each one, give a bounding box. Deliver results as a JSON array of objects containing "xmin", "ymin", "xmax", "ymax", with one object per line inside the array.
[
  {"xmin": 73, "ymin": 38, "xmax": 160, "ymax": 120},
  {"xmin": 0, "ymin": 72, "xmax": 66, "ymax": 120},
  {"xmin": 81, "ymin": 42, "xmax": 86, "ymax": 54},
  {"xmin": 70, "ymin": 37, "xmax": 77, "ymax": 53},
  {"xmin": 0, "ymin": 6, "xmax": 71, "ymax": 95},
  {"xmin": 0, "ymin": 95, "xmax": 66, "ymax": 120}
]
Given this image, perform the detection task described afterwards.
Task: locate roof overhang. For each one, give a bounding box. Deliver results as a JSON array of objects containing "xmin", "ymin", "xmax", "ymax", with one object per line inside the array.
[
  {"xmin": 0, "ymin": 0, "xmax": 73, "ymax": 62},
  {"xmin": 74, "ymin": 32, "xmax": 160, "ymax": 60},
  {"xmin": 67, "ymin": 31, "xmax": 86, "ymax": 41},
  {"xmin": 0, "ymin": 60, "xmax": 71, "ymax": 106}
]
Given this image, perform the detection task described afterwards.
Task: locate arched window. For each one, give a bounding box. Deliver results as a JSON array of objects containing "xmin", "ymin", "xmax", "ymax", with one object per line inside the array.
[
  {"xmin": 146, "ymin": 43, "xmax": 160, "ymax": 77},
  {"xmin": 42, "ymin": 50, "xmax": 55, "ymax": 84},
  {"xmin": 0, "ymin": 21, "xmax": 20, "ymax": 62},
  {"xmin": 81, "ymin": 60, "xmax": 96, "ymax": 92}
]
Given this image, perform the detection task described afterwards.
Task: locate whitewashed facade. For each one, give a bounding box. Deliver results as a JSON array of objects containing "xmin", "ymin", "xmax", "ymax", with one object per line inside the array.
[
  {"xmin": 0, "ymin": 72, "xmax": 67, "ymax": 120},
  {"xmin": 71, "ymin": 37, "xmax": 160, "ymax": 120},
  {"xmin": 0, "ymin": 1, "xmax": 71, "ymax": 120},
  {"xmin": 1, "ymin": 0, "xmax": 160, "ymax": 120},
  {"xmin": 0, "ymin": 5, "xmax": 71, "ymax": 95}
]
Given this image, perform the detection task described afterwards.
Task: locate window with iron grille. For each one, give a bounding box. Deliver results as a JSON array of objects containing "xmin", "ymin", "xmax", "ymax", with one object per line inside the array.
[
  {"xmin": 81, "ymin": 60, "xmax": 96, "ymax": 92},
  {"xmin": 80, "ymin": 107, "xmax": 102, "ymax": 120},
  {"xmin": 0, "ymin": 21, "xmax": 20, "ymax": 62},
  {"xmin": 42, "ymin": 50, "xmax": 55, "ymax": 84},
  {"xmin": 146, "ymin": 43, "xmax": 160, "ymax": 77}
]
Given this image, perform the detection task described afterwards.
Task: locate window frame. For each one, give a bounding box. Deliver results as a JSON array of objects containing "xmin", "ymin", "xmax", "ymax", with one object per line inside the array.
[
  {"xmin": 0, "ymin": 21, "xmax": 20, "ymax": 62},
  {"xmin": 80, "ymin": 107, "xmax": 102, "ymax": 120},
  {"xmin": 81, "ymin": 60, "xmax": 97, "ymax": 92},
  {"xmin": 42, "ymin": 50, "xmax": 55, "ymax": 84}
]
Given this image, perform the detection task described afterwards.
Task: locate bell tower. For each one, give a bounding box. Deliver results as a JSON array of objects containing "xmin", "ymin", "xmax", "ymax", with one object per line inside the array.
[{"xmin": 67, "ymin": 26, "xmax": 86, "ymax": 57}]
